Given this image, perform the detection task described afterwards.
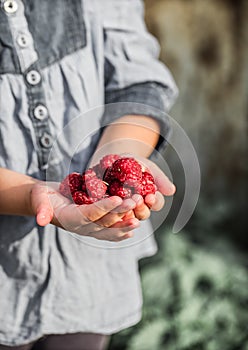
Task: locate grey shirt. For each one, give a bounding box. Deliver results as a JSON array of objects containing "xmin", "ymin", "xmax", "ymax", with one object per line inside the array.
[{"xmin": 0, "ymin": 0, "xmax": 178, "ymax": 346}]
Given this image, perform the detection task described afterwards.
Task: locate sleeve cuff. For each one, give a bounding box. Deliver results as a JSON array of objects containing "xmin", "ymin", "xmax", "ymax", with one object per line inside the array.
[{"xmin": 101, "ymin": 82, "xmax": 177, "ymax": 153}]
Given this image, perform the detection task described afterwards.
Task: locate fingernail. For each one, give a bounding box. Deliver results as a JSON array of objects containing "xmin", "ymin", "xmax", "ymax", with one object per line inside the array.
[
  {"xmin": 170, "ymin": 183, "xmax": 176, "ymax": 193},
  {"xmin": 38, "ymin": 209, "xmax": 47, "ymax": 220},
  {"xmin": 37, "ymin": 210, "xmax": 48, "ymax": 226}
]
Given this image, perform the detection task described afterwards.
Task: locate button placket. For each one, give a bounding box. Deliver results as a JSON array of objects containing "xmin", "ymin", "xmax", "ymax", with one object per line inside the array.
[
  {"xmin": 4, "ymin": 0, "xmax": 55, "ymax": 170},
  {"xmin": 27, "ymin": 85, "xmax": 54, "ymax": 167}
]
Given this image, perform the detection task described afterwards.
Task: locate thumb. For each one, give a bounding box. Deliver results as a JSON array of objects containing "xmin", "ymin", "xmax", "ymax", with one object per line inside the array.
[
  {"xmin": 31, "ymin": 183, "xmax": 54, "ymax": 226},
  {"xmin": 155, "ymin": 172, "xmax": 176, "ymax": 196}
]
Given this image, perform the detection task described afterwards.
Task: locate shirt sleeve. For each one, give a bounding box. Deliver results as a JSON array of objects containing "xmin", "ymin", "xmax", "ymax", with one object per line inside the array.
[{"xmin": 101, "ymin": 0, "xmax": 179, "ymax": 147}]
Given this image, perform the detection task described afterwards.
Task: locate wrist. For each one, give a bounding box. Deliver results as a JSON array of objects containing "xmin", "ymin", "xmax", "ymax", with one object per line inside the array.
[
  {"xmin": 95, "ymin": 115, "xmax": 160, "ymax": 162},
  {"xmin": 0, "ymin": 168, "xmax": 41, "ymax": 216}
]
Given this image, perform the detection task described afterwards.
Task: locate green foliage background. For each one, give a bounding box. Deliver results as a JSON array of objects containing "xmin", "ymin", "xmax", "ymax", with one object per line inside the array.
[{"xmin": 109, "ymin": 217, "xmax": 248, "ymax": 350}]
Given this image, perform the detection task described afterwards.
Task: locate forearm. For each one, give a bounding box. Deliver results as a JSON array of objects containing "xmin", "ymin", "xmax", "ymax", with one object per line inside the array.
[
  {"xmin": 0, "ymin": 168, "xmax": 39, "ymax": 216},
  {"xmin": 95, "ymin": 115, "xmax": 160, "ymax": 160}
]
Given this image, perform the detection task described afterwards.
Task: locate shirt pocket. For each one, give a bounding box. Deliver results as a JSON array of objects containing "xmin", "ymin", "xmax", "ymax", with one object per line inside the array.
[
  {"xmin": 0, "ymin": 0, "xmax": 87, "ymax": 74},
  {"xmin": 0, "ymin": 11, "xmax": 20, "ymax": 74},
  {"xmin": 23, "ymin": 0, "xmax": 87, "ymax": 68}
]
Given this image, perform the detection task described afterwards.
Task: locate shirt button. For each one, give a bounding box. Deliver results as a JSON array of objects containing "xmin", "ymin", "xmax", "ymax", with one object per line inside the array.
[
  {"xmin": 33, "ymin": 105, "xmax": 48, "ymax": 120},
  {"xmin": 26, "ymin": 70, "xmax": 41, "ymax": 86},
  {"xmin": 40, "ymin": 133, "xmax": 53, "ymax": 148},
  {"xmin": 3, "ymin": 0, "xmax": 18, "ymax": 14},
  {"xmin": 17, "ymin": 34, "xmax": 29, "ymax": 48}
]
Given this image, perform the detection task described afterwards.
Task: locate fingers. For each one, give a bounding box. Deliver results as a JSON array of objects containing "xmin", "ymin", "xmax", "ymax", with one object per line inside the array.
[
  {"xmin": 122, "ymin": 210, "xmax": 135, "ymax": 221},
  {"xmin": 81, "ymin": 198, "xmax": 137, "ymax": 235},
  {"xmin": 93, "ymin": 211, "xmax": 124, "ymax": 228},
  {"xmin": 56, "ymin": 196, "xmax": 123, "ymax": 229},
  {"xmin": 111, "ymin": 198, "xmax": 136, "ymax": 214},
  {"xmin": 132, "ymin": 194, "xmax": 151, "ymax": 220},
  {"xmin": 155, "ymin": 174, "xmax": 176, "ymax": 196},
  {"xmin": 131, "ymin": 191, "xmax": 165, "ymax": 219},
  {"xmin": 93, "ymin": 198, "xmax": 136, "ymax": 228},
  {"xmin": 89, "ymin": 218, "xmax": 139, "ymax": 242},
  {"xmin": 77, "ymin": 196, "xmax": 123, "ymax": 222},
  {"xmin": 69, "ymin": 215, "xmax": 138, "ymax": 241},
  {"xmin": 145, "ymin": 191, "xmax": 165, "ymax": 211},
  {"xmin": 55, "ymin": 196, "xmax": 137, "ymax": 236}
]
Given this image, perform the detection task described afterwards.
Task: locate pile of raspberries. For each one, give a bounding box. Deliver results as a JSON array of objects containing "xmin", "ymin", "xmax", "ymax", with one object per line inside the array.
[{"xmin": 59, "ymin": 154, "xmax": 157, "ymax": 205}]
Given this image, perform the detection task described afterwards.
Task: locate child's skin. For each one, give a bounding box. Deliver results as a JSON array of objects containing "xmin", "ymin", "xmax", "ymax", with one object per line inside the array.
[{"xmin": 0, "ymin": 115, "xmax": 175, "ymax": 242}]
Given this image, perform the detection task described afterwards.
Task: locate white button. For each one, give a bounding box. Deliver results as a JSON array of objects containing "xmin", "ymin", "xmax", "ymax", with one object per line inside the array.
[
  {"xmin": 17, "ymin": 34, "xmax": 29, "ymax": 48},
  {"xmin": 33, "ymin": 105, "xmax": 48, "ymax": 120},
  {"xmin": 26, "ymin": 70, "xmax": 41, "ymax": 86},
  {"xmin": 3, "ymin": 0, "xmax": 18, "ymax": 14},
  {"xmin": 40, "ymin": 133, "xmax": 53, "ymax": 148}
]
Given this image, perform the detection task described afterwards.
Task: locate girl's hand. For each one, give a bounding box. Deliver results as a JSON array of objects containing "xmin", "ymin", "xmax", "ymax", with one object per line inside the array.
[
  {"xmin": 128, "ymin": 158, "xmax": 176, "ymax": 221},
  {"xmin": 30, "ymin": 182, "xmax": 140, "ymax": 242},
  {"xmin": 29, "ymin": 156, "xmax": 175, "ymax": 241}
]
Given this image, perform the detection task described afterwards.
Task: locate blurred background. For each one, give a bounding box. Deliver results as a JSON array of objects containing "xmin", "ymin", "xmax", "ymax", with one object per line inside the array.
[{"xmin": 109, "ymin": 0, "xmax": 248, "ymax": 349}]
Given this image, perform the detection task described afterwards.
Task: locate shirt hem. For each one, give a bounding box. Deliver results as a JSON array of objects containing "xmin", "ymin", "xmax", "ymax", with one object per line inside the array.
[{"xmin": 0, "ymin": 310, "xmax": 142, "ymax": 347}]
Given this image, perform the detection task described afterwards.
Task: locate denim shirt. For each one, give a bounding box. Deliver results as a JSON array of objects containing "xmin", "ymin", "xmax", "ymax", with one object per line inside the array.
[{"xmin": 0, "ymin": 0, "xmax": 178, "ymax": 345}]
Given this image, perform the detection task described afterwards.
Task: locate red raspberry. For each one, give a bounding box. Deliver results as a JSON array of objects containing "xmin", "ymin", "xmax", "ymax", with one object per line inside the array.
[
  {"xmin": 72, "ymin": 191, "xmax": 97, "ymax": 205},
  {"xmin": 85, "ymin": 177, "xmax": 107, "ymax": 199},
  {"xmin": 81, "ymin": 169, "xmax": 97, "ymax": 192},
  {"xmin": 59, "ymin": 172, "xmax": 82, "ymax": 198},
  {"xmin": 105, "ymin": 157, "xmax": 142, "ymax": 186},
  {"xmin": 108, "ymin": 180, "xmax": 132, "ymax": 199},
  {"xmin": 142, "ymin": 171, "xmax": 155, "ymax": 185},
  {"xmin": 100, "ymin": 154, "xmax": 120, "ymax": 173},
  {"xmin": 135, "ymin": 171, "xmax": 157, "ymax": 197},
  {"xmin": 82, "ymin": 169, "xmax": 97, "ymax": 182}
]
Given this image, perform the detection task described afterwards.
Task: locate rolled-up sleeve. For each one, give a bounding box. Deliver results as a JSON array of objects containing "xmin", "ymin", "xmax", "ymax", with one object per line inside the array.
[{"xmin": 101, "ymin": 0, "xmax": 178, "ymax": 146}]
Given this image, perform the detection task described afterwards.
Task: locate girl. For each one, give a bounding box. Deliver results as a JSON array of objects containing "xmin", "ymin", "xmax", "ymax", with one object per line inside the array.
[{"xmin": 0, "ymin": 0, "xmax": 177, "ymax": 349}]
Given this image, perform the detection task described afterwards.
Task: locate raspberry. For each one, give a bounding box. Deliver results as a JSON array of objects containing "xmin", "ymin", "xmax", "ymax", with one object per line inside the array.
[
  {"xmin": 82, "ymin": 169, "xmax": 97, "ymax": 182},
  {"xmin": 59, "ymin": 172, "xmax": 82, "ymax": 198},
  {"xmin": 108, "ymin": 180, "xmax": 132, "ymax": 199},
  {"xmin": 72, "ymin": 191, "xmax": 97, "ymax": 205},
  {"xmin": 100, "ymin": 154, "xmax": 120, "ymax": 173},
  {"xmin": 81, "ymin": 169, "xmax": 97, "ymax": 192},
  {"xmin": 60, "ymin": 156, "xmax": 159, "ymax": 204},
  {"xmin": 135, "ymin": 171, "xmax": 157, "ymax": 197},
  {"xmin": 105, "ymin": 157, "xmax": 142, "ymax": 186},
  {"xmin": 142, "ymin": 171, "xmax": 155, "ymax": 185},
  {"xmin": 85, "ymin": 177, "xmax": 107, "ymax": 199}
]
